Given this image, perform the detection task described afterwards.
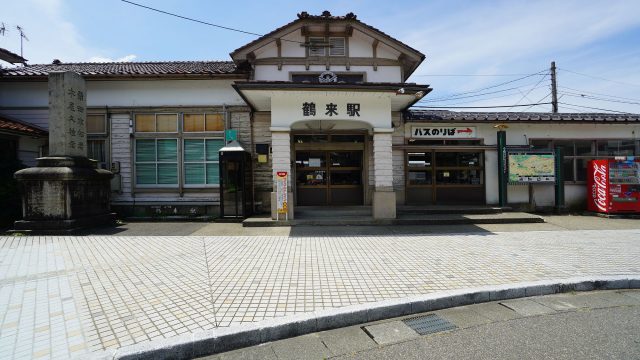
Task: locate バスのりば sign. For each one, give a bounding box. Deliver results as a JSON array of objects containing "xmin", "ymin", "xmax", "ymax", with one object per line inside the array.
[{"xmin": 411, "ymin": 126, "xmax": 476, "ymax": 139}]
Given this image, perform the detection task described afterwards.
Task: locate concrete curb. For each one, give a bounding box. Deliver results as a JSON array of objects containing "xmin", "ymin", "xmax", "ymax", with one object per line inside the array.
[
  {"xmin": 242, "ymin": 215, "xmax": 545, "ymax": 227},
  {"xmin": 95, "ymin": 275, "xmax": 640, "ymax": 360}
]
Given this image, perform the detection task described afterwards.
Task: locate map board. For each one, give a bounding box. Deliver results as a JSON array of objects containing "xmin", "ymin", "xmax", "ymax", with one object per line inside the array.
[{"xmin": 508, "ymin": 151, "xmax": 555, "ymax": 184}]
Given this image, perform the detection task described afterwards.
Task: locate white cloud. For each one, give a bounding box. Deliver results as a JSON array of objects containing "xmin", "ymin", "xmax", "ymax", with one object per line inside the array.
[{"xmin": 1, "ymin": 0, "xmax": 134, "ymax": 64}]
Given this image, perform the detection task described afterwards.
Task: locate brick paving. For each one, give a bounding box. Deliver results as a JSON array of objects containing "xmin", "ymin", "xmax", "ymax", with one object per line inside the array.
[{"xmin": 0, "ymin": 229, "xmax": 639, "ymax": 359}]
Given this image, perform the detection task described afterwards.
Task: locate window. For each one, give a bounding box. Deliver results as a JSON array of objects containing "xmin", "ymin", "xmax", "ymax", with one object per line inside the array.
[
  {"xmin": 184, "ymin": 139, "xmax": 224, "ymax": 186},
  {"xmin": 309, "ymin": 37, "xmax": 325, "ymax": 56},
  {"xmin": 183, "ymin": 113, "xmax": 224, "ymax": 132},
  {"xmin": 135, "ymin": 139, "xmax": 178, "ymax": 186},
  {"xmin": 87, "ymin": 114, "xmax": 108, "ymax": 169},
  {"xmin": 135, "ymin": 113, "xmax": 178, "ymax": 132},
  {"xmin": 329, "ymin": 37, "xmax": 346, "ymax": 56},
  {"xmin": 133, "ymin": 112, "xmax": 226, "ymax": 188},
  {"xmin": 530, "ymin": 139, "xmax": 640, "ymax": 182}
]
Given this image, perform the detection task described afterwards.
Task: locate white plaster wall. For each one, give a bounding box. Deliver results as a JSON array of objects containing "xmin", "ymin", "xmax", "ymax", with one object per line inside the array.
[
  {"xmin": 271, "ymin": 91, "xmax": 392, "ymax": 129},
  {"xmin": 376, "ymin": 42, "xmax": 401, "ymax": 60},
  {"xmin": 349, "ymin": 29, "xmax": 373, "ymax": 57},
  {"xmin": 0, "ymin": 80, "xmax": 244, "ymax": 108},
  {"xmin": 281, "ymin": 30, "xmax": 305, "ymax": 57}
]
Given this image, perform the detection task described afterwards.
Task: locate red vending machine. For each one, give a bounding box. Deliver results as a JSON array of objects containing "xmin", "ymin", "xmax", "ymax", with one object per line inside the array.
[{"xmin": 587, "ymin": 159, "xmax": 640, "ymax": 213}]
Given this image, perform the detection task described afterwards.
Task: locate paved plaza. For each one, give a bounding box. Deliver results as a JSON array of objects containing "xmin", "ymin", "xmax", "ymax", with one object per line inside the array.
[{"xmin": 0, "ymin": 220, "xmax": 639, "ymax": 358}]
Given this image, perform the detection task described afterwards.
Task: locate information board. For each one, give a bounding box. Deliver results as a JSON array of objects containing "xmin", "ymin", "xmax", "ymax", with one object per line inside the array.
[
  {"xmin": 275, "ymin": 171, "xmax": 288, "ymax": 218},
  {"xmin": 508, "ymin": 151, "xmax": 555, "ymax": 184}
]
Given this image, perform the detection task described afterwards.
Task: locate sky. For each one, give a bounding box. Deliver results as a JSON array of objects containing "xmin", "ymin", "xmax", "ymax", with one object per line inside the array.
[{"xmin": 2, "ymin": 0, "xmax": 640, "ymax": 113}]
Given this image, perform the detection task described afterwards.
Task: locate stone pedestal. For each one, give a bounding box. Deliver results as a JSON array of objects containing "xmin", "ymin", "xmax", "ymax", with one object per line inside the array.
[{"xmin": 13, "ymin": 157, "xmax": 114, "ymax": 233}]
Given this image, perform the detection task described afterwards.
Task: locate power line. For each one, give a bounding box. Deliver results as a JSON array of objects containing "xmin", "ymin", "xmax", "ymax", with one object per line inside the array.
[
  {"xmin": 506, "ymin": 73, "xmax": 549, "ymax": 111},
  {"xmin": 419, "ymin": 81, "xmax": 547, "ymax": 103},
  {"xmin": 120, "ymin": 0, "xmax": 305, "ymax": 45},
  {"xmin": 558, "ymin": 92, "xmax": 640, "ymax": 106},
  {"xmin": 421, "ymin": 69, "xmax": 549, "ymax": 101},
  {"xmin": 521, "ymin": 92, "xmax": 553, "ymax": 112},
  {"xmin": 413, "ymin": 73, "xmax": 548, "ymax": 77},
  {"xmin": 425, "ymin": 90, "xmax": 544, "ymax": 106},
  {"xmin": 558, "ymin": 102, "xmax": 634, "ymax": 114},
  {"xmin": 558, "ymin": 68, "xmax": 640, "ymax": 88},
  {"xmin": 412, "ymin": 102, "xmax": 553, "ymax": 109},
  {"xmin": 558, "ymin": 86, "xmax": 640, "ymax": 103}
]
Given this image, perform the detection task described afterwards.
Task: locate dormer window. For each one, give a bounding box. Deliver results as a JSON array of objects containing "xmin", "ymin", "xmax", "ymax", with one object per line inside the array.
[{"xmin": 329, "ymin": 37, "xmax": 345, "ymax": 56}]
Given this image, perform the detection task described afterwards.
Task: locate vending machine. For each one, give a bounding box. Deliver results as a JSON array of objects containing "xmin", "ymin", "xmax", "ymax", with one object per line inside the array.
[{"xmin": 587, "ymin": 159, "xmax": 640, "ymax": 213}]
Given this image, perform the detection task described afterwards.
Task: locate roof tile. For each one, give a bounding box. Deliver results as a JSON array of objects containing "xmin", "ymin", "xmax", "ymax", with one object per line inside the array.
[{"xmin": 405, "ymin": 110, "xmax": 640, "ymax": 123}]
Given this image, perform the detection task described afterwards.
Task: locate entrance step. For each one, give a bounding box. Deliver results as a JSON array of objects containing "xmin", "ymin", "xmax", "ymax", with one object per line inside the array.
[
  {"xmin": 296, "ymin": 206, "xmax": 372, "ymax": 219},
  {"xmin": 397, "ymin": 205, "xmax": 512, "ymax": 215},
  {"xmin": 242, "ymin": 212, "xmax": 544, "ymax": 227}
]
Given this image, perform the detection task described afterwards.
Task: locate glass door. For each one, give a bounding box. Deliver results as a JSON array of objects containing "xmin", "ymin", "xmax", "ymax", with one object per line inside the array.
[{"xmin": 295, "ymin": 150, "xmax": 363, "ymax": 205}]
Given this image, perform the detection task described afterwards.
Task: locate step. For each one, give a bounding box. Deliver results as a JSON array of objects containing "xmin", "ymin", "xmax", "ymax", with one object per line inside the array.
[
  {"xmin": 397, "ymin": 206, "xmax": 512, "ymax": 215},
  {"xmin": 242, "ymin": 212, "xmax": 544, "ymax": 227}
]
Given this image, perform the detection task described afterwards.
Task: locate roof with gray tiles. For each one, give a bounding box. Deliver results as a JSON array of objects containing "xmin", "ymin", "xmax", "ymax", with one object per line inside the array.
[
  {"xmin": 1, "ymin": 61, "xmax": 248, "ymax": 78},
  {"xmin": 405, "ymin": 110, "xmax": 640, "ymax": 123}
]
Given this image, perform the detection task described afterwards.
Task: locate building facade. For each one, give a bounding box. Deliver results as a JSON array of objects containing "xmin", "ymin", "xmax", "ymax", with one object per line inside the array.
[{"xmin": 1, "ymin": 11, "xmax": 639, "ymax": 219}]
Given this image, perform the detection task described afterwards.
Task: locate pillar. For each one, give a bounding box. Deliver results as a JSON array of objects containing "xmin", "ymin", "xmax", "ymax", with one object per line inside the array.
[
  {"xmin": 372, "ymin": 129, "xmax": 396, "ymax": 219},
  {"xmin": 270, "ymin": 128, "xmax": 294, "ymax": 220}
]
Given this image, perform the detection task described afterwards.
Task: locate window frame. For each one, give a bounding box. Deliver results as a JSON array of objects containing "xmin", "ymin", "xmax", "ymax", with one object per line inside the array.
[
  {"xmin": 529, "ymin": 138, "xmax": 640, "ymax": 183},
  {"xmin": 86, "ymin": 113, "xmax": 109, "ymax": 169},
  {"xmin": 328, "ymin": 37, "xmax": 346, "ymax": 56},
  {"xmin": 133, "ymin": 112, "xmax": 225, "ymax": 189},
  {"xmin": 182, "ymin": 138, "xmax": 224, "ymax": 188}
]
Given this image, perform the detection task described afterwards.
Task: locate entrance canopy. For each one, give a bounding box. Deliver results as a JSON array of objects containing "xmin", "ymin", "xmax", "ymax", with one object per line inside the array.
[{"xmin": 233, "ymin": 81, "xmax": 432, "ymax": 129}]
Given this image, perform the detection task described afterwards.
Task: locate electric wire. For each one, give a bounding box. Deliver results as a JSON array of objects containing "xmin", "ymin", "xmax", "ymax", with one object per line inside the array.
[
  {"xmin": 417, "ymin": 69, "xmax": 549, "ymax": 102},
  {"xmin": 558, "ymin": 86, "xmax": 640, "ymax": 103},
  {"xmin": 558, "ymin": 68, "xmax": 640, "ymax": 88},
  {"xmin": 412, "ymin": 102, "xmax": 553, "ymax": 109},
  {"xmin": 558, "ymin": 102, "xmax": 633, "ymax": 114},
  {"xmin": 558, "ymin": 92, "xmax": 640, "ymax": 106},
  {"xmin": 413, "ymin": 73, "xmax": 548, "ymax": 77},
  {"xmin": 506, "ymin": 73, "xmax": 549, "ymax": 111},
  {"xmin": 521, "ymin": 92, "xmax": 553, "ymax": 112},
  {"xmin": 420, "ymin": 84, "xmax": 548, "ymax": 103},
  {"xmin": 120, "ymin": 0, "xmax": 306, "ymax": 45}
]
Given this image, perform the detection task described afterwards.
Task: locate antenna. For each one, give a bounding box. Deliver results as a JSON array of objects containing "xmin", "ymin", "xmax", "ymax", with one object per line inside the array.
[
  {"xmin": 16, "ymin": 25, "xmax": 29, "ymax": 58},
  {"xmin": 0, "ymin": 23, "xmax": 6, "ymax": 36}
]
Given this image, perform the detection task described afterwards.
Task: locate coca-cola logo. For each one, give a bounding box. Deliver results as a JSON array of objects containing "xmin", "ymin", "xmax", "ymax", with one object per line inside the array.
[{"xmin": 592, "ymin": 164, "xmax": 608, "ymax": 212}]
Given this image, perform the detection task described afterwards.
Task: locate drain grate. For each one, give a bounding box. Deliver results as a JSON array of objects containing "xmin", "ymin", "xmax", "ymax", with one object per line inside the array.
[{"xmin": 403, "ymin": 314, "xmax": 457, "ymax": 335}]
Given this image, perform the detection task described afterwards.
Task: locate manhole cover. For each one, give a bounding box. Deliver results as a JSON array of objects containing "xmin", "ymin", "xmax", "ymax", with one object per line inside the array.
[{"xmin": 403, "ymin": 314, "xmax": 456, "ymax": 335}]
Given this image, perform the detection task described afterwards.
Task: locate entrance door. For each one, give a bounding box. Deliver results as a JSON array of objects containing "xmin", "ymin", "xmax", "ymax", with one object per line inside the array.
[
  {"xmin": 406, "ymin": 150, "xmax": 485, "ymax": 205},
  {"xmin": 295, "ymin": 150, "xmax": 363, "ymax": 205}
]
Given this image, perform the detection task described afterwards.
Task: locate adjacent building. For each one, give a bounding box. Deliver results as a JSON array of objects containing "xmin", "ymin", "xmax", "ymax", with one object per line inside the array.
[{"xmin": 1, "ymin": 11, "xmax": 639, "ymax": 219}]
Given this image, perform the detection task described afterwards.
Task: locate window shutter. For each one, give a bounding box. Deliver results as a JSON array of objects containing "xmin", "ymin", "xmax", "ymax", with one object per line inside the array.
[{"xmin": 329, "ymin": 38, "xmax": 345, "ymax": 56}]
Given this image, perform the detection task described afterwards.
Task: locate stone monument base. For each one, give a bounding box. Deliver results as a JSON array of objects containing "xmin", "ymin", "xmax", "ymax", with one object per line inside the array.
[{"xmin": 13, "ymin": 156, "xmax": 115, "ymax": 234}]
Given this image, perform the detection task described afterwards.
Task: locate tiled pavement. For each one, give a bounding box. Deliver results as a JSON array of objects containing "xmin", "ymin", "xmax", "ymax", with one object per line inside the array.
[{"xmin": 0, "ymin": 229, "xmax": 639, "ymax": 359}]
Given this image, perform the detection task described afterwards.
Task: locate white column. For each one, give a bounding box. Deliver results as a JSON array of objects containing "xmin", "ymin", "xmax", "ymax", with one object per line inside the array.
[
  {"xmin": 372, "ymin": 129, "xmax": 396, "ymax": 219},
  {"xmin": 270, "ymin": 129, "xmax": 294, "ymax": 219}
]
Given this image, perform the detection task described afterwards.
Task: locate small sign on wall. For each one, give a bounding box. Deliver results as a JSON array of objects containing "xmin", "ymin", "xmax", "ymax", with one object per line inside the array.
[
  {"xmin": 411, "ymin": 126, "xmax": 476, "ymax": 139},
  {"xmin": 275, "ymin": 171, "xmax": 288, "ymax": 220}
]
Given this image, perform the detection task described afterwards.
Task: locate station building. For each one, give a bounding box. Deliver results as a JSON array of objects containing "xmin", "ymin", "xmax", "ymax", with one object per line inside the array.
[{"xmin": 1, "ymin": 11, "xmax": 639, "ymax": 219}]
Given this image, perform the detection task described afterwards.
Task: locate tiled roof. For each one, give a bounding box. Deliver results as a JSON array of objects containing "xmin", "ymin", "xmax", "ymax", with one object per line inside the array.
[
  {"xmin": 1, "ymin": 61, "xmax": 248, "ymax": 78},
  {"xmin": 231, "ymin": 11, "xmax": 424, "ymax": 60},
  {"xmin": 0, "ymin": 115, "xmax": 48, "ymax": 136},
  {"xmin": 404, "ymin": 110, "xmax": 640, "ymax": 123}
]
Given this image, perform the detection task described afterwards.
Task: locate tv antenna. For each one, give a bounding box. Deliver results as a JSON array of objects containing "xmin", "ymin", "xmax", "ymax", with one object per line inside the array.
[
  {"xmin": 0, "ymin": 23, "xmax": 6, "ymax": 36},
  {"xmin": 16, "ymin": 25, "xmax": 29, "ymax": 58}
]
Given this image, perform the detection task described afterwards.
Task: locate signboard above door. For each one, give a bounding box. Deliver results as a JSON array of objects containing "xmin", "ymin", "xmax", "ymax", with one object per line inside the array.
[{"xmin": 411, "ymin": 126, "xmax": 477, "ymax": 139}]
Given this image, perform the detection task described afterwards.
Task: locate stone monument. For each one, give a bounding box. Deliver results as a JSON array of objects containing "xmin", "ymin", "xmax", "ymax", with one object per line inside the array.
[{"xmin": 13, "ymin": 71, "xmax": 114, "ymax": 233}]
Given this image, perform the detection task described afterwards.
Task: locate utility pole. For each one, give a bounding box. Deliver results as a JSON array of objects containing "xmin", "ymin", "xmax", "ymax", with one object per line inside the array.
[{"xmin": 550, "ymin": 61, "xmax": 558, "ymax": 113}]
